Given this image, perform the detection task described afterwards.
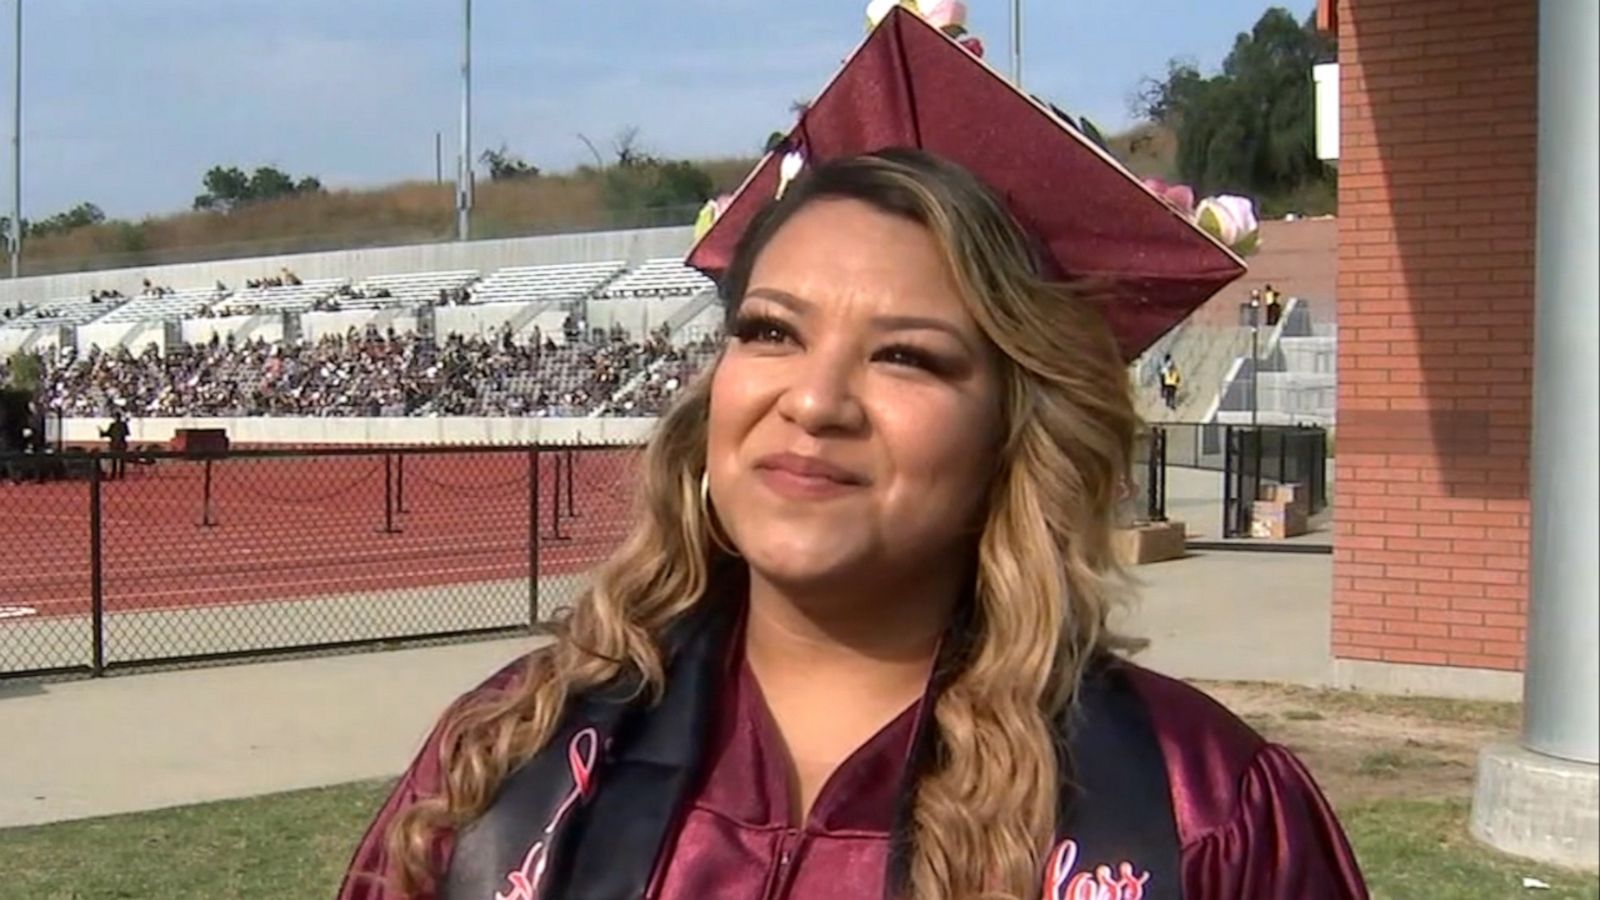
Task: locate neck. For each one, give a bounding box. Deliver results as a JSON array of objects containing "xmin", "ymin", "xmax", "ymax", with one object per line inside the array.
[{"xmin": 741, "ymin": 563, "xmax": 965, "ymax": 697}]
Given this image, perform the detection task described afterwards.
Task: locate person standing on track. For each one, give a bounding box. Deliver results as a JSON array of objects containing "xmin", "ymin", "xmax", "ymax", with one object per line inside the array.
[{"xmin": 100, "ymin": 410, "xmax": 130, "ymax": 481}]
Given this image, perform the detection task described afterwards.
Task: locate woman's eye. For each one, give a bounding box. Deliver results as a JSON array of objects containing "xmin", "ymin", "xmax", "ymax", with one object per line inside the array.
[
  {"xmin": 876, "ymin": 345, "xmax": 942, "ymax": 372},
  {"xmin": 732, "ymin": 316, "xmax": 794, "ymax": 345}
]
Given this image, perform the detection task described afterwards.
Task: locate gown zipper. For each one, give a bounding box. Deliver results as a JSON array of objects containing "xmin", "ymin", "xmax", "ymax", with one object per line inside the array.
[{"xmin": 762, "ymin": 828, "xmax": 804, "ymax": 900}]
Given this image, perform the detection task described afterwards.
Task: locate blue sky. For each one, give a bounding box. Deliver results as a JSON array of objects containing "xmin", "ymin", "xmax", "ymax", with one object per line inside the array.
[{"xmin": 11, "ymin": 0, "xmax": 1306, "ymax": 220}]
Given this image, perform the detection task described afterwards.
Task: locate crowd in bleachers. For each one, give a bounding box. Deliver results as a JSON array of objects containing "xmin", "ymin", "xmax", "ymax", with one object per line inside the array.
[{"xmin": 7, "ymin": 324, "xmax": 721, "ymax": 419}]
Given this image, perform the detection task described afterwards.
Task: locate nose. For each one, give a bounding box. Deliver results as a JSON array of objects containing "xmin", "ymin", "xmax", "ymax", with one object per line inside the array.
[{"xmin": 775, "ymin": 343, "xmax": 866, "ymax": 435}]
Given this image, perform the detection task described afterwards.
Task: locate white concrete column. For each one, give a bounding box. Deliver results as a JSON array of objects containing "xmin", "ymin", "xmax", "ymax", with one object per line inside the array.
[
  {"xmin": 1523, "ymin": 0, "xmax": 1599, "ymax": 766},
  {"xmin": 1470, "ymin": 0, "xmax": 1599, "ymax": 872}
]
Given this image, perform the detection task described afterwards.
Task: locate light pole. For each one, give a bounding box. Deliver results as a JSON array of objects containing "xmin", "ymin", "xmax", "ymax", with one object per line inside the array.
[
  {"xmin": 457, "ymin": 0, "xmax": 472, "ymax": 242},
  {"xmin": 9, "ymin": 0, "xmax": 20, "ymax": 278},
  {"xmin": 1010, "ymin": 0, "xmax": 1023, "ymax": 88},
  {"xmin": 1248, "ymin": 292, "xmax": 1261, "ymax": 428}
]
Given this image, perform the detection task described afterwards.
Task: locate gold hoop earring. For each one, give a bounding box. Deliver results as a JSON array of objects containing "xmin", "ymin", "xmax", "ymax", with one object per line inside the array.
[{"xmin": 700, "ymin": 471, "xmax": 741, "ymax": 557}]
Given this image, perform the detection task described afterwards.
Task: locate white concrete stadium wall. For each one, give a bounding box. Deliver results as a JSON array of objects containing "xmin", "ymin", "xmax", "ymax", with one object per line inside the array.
[
  {"xmin": 301, "ymin": 309, "xmax": 420, "ymax": 342},
  {"xmin": 181, "ymin": 313, "xmax": 287, "ymax": 347},
  {"xmin": 434, "ymin": 303, "xmax": 564, "ymax": 345},
  {"xmin": 585, "ymin": 296, "xmax": 695, "ymax": 335},
  {"xmin": 76, "ymin": 319, "xmax": 170, "ymax": 354},
  {"xmin": 60, "ymin": 416, "xmax": 658, "ymax": 447},
  {"xmin": 1, "ymin": 325, "xmax": 64, "ymax": 356},
  {"xmin": 0, "ymin": 226, "xmax": 697, "ymax": 308}
]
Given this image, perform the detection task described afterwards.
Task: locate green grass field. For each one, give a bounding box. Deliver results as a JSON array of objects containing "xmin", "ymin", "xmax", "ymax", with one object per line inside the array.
[{"xmin": 3, "ymin": 681, "xmax": 1595, "ymax": 900}]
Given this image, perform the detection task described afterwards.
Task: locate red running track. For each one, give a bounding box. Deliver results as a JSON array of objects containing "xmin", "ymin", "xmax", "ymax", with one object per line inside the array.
[{"xmin": 0, "ymin": 449, "xmax": 641, "ymax": 620}]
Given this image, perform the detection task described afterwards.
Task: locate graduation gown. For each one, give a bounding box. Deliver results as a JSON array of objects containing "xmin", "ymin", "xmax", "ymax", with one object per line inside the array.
[{"xmin": 339, "ymin": 596, "xmax": 1368, "ymax": 900}]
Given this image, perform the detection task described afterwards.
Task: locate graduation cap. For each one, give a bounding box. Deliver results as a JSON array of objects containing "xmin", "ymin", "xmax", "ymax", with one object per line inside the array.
[{"xmin": 686, "ymin": 6, "xmax": 1248, "ymax": 362}]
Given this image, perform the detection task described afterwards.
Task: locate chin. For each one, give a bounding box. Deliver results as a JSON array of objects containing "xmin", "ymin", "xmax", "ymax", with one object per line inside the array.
[{"xmin": 738, "ymin": 531, "xmax": 873, "ymax": 591}]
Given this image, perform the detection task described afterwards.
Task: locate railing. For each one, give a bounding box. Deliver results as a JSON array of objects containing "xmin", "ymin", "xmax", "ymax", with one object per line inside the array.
[{"xmin": 0, "ymin": 445, "xmax": 635, "ymax": 680}]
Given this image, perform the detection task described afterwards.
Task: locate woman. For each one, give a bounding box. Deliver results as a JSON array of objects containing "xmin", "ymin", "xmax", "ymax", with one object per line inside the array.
[
  {"xmin": 342, "ymin": 12, "xmax": 1367, "ymax": 899},
  {"xmin": 339, "ymin": 148, "xmax": 1366, "ymax": 899}
]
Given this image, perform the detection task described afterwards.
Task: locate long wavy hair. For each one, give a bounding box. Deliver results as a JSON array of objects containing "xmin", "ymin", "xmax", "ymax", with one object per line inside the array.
[{"xmin": 384, "ymin": 148, "xmax": 1142, "ymax": 899}]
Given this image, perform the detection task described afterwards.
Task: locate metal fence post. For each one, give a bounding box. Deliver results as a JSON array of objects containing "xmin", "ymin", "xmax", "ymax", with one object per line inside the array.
[
  {"xmin": 89, "ymin": 454, "xmax": 105, "ymax": 677},
  {"xmin": 199, "ymin": 457, "xmax": 217, "ymax": 528},
  {"xmin": 396, "ymin": 449, "xmax": 408, "ymax": 514},
  {"xmin": 379, "ymin": 453, "xmax": 401, "ymax": 534},
  {"xmin": 528, "ymin": 448, "xmax": 540, "ymax": 627},
  {"xmin": 549, "ymin": 451, "xmax": 567, "ymax": 542},
  {"xmin": 564, "ymin": 447, "xmax": 577, "ymax": 518}
]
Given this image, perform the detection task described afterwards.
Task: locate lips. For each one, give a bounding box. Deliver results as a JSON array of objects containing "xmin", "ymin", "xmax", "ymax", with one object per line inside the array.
[{"xmin": 753, "ymin": 452, "xmax": 867, "ymax": 486}]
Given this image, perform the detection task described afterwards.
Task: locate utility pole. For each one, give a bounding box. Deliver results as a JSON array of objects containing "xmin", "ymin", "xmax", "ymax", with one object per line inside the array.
[
  {"xmin": 457, "ymin": 0, "xmax": 472, "ymax": 241},
  {"xmin": 1010, "ymin": 0, "xmax": 1023, "ymax": 88},
  {"xmin": 435, "ymin": 131, "xmax": 443, "ymax": 185},
  {"xmin": 10, "ymin": 0, "xmax": 21, "ymax": 278},
  {"xmin": 1248, "ymin": 292, "xmax": 1261, "ymax": 428}
]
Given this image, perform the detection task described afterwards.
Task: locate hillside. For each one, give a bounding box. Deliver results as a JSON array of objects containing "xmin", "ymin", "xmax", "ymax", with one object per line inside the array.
[{"xmin": 20, "ymin": 125, "xmax": 1178, "ymax": 279}]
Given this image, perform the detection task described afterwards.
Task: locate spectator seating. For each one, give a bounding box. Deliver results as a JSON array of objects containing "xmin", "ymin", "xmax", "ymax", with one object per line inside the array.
[
  {"xmin": 2, "ymin": 295, "xmax": 125, "ymax": 329},
  {"xmin": 222, "ymin": 278, "xmax": 346, "ymax": 315},
  {"xmin": 598, "ymin": 258, "xmax": 715, "ymax": 298},
  {"xmin": 98, "ymin": 287, "xmax": 226, "ymax": 325},
  {"xmin": 470, "ymin": 261, "xmax": 626, "ymax": 305},
  {"xmin": 349, "ymin": 270, "xmax": 480, "ymax": 309}
]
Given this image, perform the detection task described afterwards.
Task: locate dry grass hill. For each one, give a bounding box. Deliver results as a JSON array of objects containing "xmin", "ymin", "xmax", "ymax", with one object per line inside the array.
[{"xmin": 20, "ymin": 124, "xmax": 1181, "ymax": 278}]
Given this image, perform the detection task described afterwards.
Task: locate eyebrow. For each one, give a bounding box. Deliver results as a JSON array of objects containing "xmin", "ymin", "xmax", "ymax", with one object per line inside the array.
[{"xmin": 744, "ymin": 287, "xmax": 977, "ymax": 353}]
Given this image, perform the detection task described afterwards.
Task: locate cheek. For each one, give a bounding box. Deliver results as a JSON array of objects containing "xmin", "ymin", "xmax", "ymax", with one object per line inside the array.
[
  {"xmin": 877, "ymin": 394, "xmax": 1000, "ymax": 509},
  {"xmin": 706, "ymin": 359, "xmax": 761, "ymax": 462}
]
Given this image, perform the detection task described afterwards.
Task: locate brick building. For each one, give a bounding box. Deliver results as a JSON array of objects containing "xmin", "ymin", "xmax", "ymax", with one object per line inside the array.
[
  {"xmin": 1323, "ymin": 0, "xmax": 1544, "ymax": 692},
  {"xmin": 1319, "ymin": 0, "xmax": 1596, "ymax": 868}
]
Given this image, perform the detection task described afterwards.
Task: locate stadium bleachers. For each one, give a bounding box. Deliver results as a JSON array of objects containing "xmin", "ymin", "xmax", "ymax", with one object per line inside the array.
[
  {"xmin": 470, "ymin": 261, "xmax": 625, "ymax": 305},
  {"xmin": 219, "ymin": 278, "xmax": 346, "ymax": 315},
  {"xmin": 599, "ymin": 258, "xmax": 715, "ymax": 298},
  {"xmin": 2, "ymin": 295, "xmax": 124, "ymax": 329},
  {"xmin": 97, "ymin": 287, "xmax": 225, "ymax": 324},
  {"xmin": 349, "ymin": 270, "xmax": 479, "ymax": 309},
  {"xmin": 3, "ymin": 254, "xmax": 739, "ymax": 418}
]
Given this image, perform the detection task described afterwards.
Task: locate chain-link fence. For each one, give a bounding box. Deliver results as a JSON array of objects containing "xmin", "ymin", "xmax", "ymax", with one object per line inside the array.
[
  {"xmin": 1, "ymin": 424, "xmax": 1329, "ymax": 680},
  {"xmin": 0, "ymin": 445, "xmax": 639, "ymax": 680}
]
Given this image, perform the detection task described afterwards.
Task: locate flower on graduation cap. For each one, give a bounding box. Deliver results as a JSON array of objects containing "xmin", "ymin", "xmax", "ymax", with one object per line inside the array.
[
  {"xmin": 918, "ymin": 0, "xmax": 968, "ymax": 31},
  {"xmin": 692, "ymin": 193, "xmax": 734, "ymax": 244},
  {"xmin": 867, "ymin": 0, "xmax": 968, "ymax": 34},
  {"xmin": 1141, "ymin": 178, "xmax": 1196, "ymax": 216},
  {"xmin": 1193, "ymin": 194, "xmax": 1261, "ymax": 257}
]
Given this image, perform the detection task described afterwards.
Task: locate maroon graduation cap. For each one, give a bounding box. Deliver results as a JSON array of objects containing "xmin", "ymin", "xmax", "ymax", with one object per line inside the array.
[{"xmin": 685, "ymin": 6, "xmax": 1246, "ymax": 362}]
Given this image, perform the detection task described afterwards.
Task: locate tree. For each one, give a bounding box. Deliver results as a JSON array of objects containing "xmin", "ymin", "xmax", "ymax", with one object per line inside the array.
[
  {"xmin": 479, "ymin": 145, "xmax": 541, "ymax": 181},
  {"xmin": 4, "ymin": 350, "xmax": 44, "ymax": 393},
  {"xmin": 193, "ymin": 165, "xmax": 325, "ymax": 212},
  {"xmin": 592, "ymin": 129, "xmax": 714, "ymax": 222},
  {"xmin": 1136, "ymin": 7, "xmax": 1335, "ymax": 205}
]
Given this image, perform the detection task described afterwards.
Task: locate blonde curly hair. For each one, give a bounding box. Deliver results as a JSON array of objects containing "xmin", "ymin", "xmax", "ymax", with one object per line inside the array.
[{"xmin": 384, "ymin": 149, "xmax": 1141, "ymax": 899}]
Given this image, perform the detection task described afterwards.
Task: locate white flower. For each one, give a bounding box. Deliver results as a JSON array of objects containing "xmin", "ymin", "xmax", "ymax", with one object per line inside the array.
[
  {"xmin": 866, "ymin": 0, "xmax": 902, "ymax": 28},
  {"xmin": 777, "ymin": 150, "xmax": 806, "ymax": 199},
  {"xmin": 1194, "ymin": 194, "xmax": 1261, "ymax": 256}
]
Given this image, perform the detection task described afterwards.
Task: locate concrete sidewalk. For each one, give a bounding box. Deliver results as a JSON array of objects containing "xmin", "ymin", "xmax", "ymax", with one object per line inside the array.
[{"xmin": 0, "ymin": 549, "xmax": 1331, "ymax": 829}]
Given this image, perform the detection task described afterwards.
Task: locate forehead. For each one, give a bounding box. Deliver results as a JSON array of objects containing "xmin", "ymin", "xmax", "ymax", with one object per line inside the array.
[{"xmin": 745, "ymin": 198, "xmax": 970, "ymax": 322}]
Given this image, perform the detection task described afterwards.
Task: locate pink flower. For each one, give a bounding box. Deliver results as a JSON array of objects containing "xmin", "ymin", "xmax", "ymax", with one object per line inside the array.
[
  {"xmin": 958, "ymin": 36, "xmax": 985, "ymax": 57},
  {"xmin": 917, "ymin": 0, "xmax": 968, "ymax": 30},
  {"xmin": 1142, "ymin": 178, "xmax": 1195, "ymax": 215}
]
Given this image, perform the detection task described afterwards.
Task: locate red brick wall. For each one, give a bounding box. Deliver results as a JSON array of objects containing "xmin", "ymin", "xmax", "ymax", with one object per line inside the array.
[{"xmin": 1332, "ymin": 0, "xmax": 1537, "ymax": 671}]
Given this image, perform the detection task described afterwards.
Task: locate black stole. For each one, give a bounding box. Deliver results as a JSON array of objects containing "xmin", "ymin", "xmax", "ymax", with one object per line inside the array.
[{"xmin": 442, "ymin": 602, "xmax": 1182, "ymax": 900}]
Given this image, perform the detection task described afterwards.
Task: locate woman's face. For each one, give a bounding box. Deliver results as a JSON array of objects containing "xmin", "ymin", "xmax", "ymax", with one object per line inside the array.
[{"xmin": 707, "ymin": 197, "xmax": 1004, "ymax": 593}]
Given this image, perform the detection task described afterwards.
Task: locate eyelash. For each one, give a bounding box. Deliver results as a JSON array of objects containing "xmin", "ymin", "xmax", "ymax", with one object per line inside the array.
[{"xmin": 729, "ymin": 313, "xmax": 948, "ymax": 374}]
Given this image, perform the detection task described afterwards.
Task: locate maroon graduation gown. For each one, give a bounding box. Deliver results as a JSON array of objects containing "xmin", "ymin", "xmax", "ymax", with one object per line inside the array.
[{"xmin": 339, "ymin": 601, "xmax": 1368, "ymax": 899}]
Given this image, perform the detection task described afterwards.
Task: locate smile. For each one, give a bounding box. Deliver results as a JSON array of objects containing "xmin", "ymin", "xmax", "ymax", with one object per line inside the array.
[{"xmin": 753, "ymin": 453, "xmax": 868, "ymax": 500}]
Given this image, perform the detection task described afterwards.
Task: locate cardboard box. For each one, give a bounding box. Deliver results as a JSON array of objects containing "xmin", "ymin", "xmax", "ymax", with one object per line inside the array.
[
  {"xmin": 1259, "ymin": 482, "xmax": 1310, "ymax": 514},
  {"xmin": 1251, "ymin": 500, "xmax": 1308, "ymax": 540},
  {"xmin": 1114, "ymin": 520, "xmax": 1188, "ymax": 565}
]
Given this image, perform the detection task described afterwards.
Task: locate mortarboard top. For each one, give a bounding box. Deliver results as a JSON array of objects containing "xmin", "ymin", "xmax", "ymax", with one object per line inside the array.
[{"xmin": 686, "ymin": 6, "xmax": 1247, "ymax": 362}]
